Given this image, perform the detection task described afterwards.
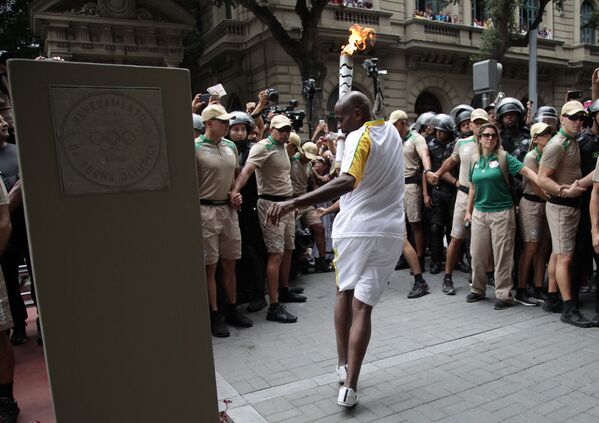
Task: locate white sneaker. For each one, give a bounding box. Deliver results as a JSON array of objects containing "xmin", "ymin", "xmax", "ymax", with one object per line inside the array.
[
  {"xmin": 336, "ymin": 364, "xmax": 347, "ymax": 384},
  {"xmin": 337, "ymin": 386, "xmax": 358, "ymax": 407}
]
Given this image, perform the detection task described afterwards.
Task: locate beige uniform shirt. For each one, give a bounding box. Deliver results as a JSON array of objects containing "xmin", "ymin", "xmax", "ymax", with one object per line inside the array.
[
  {"xmin": 290, "ymin": 153, "xmax": 312, "ymax": 196},
  {"xmin": 403, "ymin": 131, "xmax": 428, "ymax": 178},
  {"xmin": 522, "ymin": 147, "xmax": 541, "ymax": 196},
  {"xmin": 195, "ymin": 135, "xmax": 238, "ymax": 200},
  {"xmin": 539, "ymin": 129, "xmax": 581, "ymax": 186},
  {"xmin": 451, "ymin": 136, "xmax": 477, "ymax": 187},
  {"xmin": 246, "ymin": 136, "xmax": 293, "ymax": 197}
]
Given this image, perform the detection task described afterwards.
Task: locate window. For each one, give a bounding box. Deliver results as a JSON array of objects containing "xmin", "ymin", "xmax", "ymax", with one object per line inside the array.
[
  {"xmin": 416, "ymin": 0, "xmax": 445, "ymax": 14},
  {"xmin": 519, "ymin": 0, "xmax": 539, "ymax": 33},
  {"xmin": 415, "ymin": 91, "xmax": 442, "ymax": 115},
  {"xmin": 472, "ymin": 0, "xmax": 488, "ymax": 25},
  {"xmin": 581, "ymin": 1, "xmax": 596, "ymax": 44}
]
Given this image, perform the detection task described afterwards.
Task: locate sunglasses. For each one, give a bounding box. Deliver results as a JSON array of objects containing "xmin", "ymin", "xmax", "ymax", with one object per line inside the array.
[
  {"xmin": 566, "ymin": 114, "xmax": 586, "ymax": 122},
  {"xmin": 480, "ymin": 132, "xmax": 498, "ymax": 139}
]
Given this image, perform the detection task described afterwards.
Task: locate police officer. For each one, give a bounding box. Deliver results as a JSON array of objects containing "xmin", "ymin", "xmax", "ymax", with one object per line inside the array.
[
  {"xmin": 231, "ymin": 114, "xmax": 304, "ymax": 324},
  {"xmin": 227, "ymin": 111, "xmax": 269, "ymax": 312},
  {"xmin": 533, "ymin": 106, "xmax": 559, "ymax": 132},
  {"xmin": 414, "ymin": 112, "xmax": 437, "ymax": 141},
  {"xmin": 426, "ymin": 114, "xmax": 458, "ymax": 274},
  {"xmin": 450, "ymin": 105, "xmax": 474, "ymax": 139},
  {"xmin": 538, "ymin": 100, "xmax": 591, "ymax": 327},
  {"xmin": 495, "ymin": 97, "xmax": 531, "ymax": 158},
  {"xmin": 192, "ymin": 113, "xmax": 204, "ymax": 138},
  {"xmin": 196, "ymin": 104, "xmax": 253, "ymax": 337}
]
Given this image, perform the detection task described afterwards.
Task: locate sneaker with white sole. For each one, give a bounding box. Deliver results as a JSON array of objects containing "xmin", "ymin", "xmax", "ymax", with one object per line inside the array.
[
  {"xmin": 336, "ymin": 364, "xmax": 347, "ymax": 384},
  {"xmin": 337, "ymin": 386, "xmax": 358, "ymax": 407}
]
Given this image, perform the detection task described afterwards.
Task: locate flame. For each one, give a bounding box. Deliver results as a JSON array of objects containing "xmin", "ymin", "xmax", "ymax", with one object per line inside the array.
[{"xmin": 341, "ymin": 24, "xmax": 376, "ymax": 56}]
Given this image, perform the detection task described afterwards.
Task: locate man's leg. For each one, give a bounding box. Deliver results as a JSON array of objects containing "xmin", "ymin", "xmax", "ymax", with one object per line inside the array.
[
  {"xmin": 345, "ymin": 298, "xmax": 373, "ymax": 391},
  {"xmin": 266, "ymin": 253, "xmax": 283, "ymax": 304},
  {"xmin": 554, "ymin": 254, "xmax": 573, "ymax": 301},
  {"xmin": 0, "ymin": 330, "xmax": 18, "ymax": 422},
  {"xmin": 310, "ymin": 222, "xmax": 330, "ymax": 272},
  {"xmin": 205, "ymin": 263, "xmax": 219, "ymax": 311},
  {"xmin": 404, "ymin": 240, "xmax": 429, "ymax": 299},
  {"xmin": 221, "ymin": 258, "xmax": 252, "ymax": 328},
  {"xmin": 334, "ymin": 289, "xmax": 353, "ymax": 369}
]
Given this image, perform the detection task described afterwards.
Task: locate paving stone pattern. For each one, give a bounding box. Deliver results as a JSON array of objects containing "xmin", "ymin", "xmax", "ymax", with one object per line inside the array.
[{"xmin": 215, "ymin": 267, "xmax": 599, "ymax": 422}]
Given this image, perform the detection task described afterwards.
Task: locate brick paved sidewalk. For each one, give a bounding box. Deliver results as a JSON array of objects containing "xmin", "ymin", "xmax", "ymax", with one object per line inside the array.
[{"xmin": 214, "ymin": 267, "xmax": 599, "ymax": 423}]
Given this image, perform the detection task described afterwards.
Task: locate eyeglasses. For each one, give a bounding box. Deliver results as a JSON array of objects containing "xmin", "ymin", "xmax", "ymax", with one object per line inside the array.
[
  {"xmin": 566, "ymin": 114, "xmax": 586, "ymax": 122},
  {"xmin": 275, "ymin": 126, "xmax": 292, "ymax": 133},
  {"xmin": 480, "ymin": 133, "xmax": 498, "ymax": 139},
  {"xmin": 212, "ymin": 119, "xmax": 229, "ymax": 126}
]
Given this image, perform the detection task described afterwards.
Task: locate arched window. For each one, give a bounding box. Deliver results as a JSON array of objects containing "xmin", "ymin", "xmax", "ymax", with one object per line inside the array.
[
  {"xmin": 415, "ymin": 91, "xmax": 442, "ymax": 115},
  {"xmin": 581, "ymin": 1, "xmax": 596, "ymax": 44}
]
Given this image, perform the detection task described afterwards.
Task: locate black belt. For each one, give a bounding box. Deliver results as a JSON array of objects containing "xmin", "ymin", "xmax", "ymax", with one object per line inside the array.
[
  {"xmin": 200, "ymin": 199, "xmax": 228, "ymax": 206},
  {"xmin": 405, "ymin": 174, "xmax": 420, "ymax": 185},
  {"xmin": 548, "ymin": 196, "xmax": 581, "ymax": 208},
  {"xmin": 259, "ymin": 194, "xmax": 290, "ymax": 202},
  {"xmin": 523, "ymin": 193, "xmax": 545, "ymax": 203},
  {"xmin": 458, "ymin": 184, "xmax": 469, "ymax": 194}
]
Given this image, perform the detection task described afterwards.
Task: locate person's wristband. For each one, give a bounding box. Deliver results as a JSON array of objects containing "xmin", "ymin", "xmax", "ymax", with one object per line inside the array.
[{"xmin": 424, "ymin": 169, "xmax": 431, "ymax": 174}]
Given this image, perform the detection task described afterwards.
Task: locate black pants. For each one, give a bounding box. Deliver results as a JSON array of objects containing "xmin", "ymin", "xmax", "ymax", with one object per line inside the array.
[
  {"xmin": 0, "ymin": 207, "xmax": 33, "ymax": 330},
  {"xmin": 572, "ymin": 193, "xmax": 596, "ymax": 307},
  {"xmin": 236, "ymin": 207, "xmax": 266, "ymax": 301},
  {"xmin": 426, "ymin": 189, "xmax": 453, "ymax": 265}
]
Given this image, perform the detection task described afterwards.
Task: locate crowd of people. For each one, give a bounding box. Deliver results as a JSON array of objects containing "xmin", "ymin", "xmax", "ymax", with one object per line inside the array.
[
  {"xmin": 191, "ymin": 68, "xmax": 599, "ymax": 406},
  {"xmin": 413, "ymin": 8, "xmax": 458, "ymax": 23}
]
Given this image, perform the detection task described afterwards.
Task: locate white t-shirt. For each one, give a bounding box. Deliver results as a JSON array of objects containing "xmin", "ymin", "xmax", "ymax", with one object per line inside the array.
[{"xmin": 332, "ymin": 119, "xmax": 405, "ymax": 239}]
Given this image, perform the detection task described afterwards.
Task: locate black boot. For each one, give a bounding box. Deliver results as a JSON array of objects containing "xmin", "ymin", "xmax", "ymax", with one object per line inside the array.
[{"xmin": 429, "ymin": 224, "xmax": 444, "ymax": 275}]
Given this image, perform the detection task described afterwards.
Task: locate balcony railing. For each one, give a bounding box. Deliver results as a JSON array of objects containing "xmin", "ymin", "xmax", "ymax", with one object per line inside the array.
[{"xmin": 333, "ymin": 9, "xmax": 380, "ymax": 26}]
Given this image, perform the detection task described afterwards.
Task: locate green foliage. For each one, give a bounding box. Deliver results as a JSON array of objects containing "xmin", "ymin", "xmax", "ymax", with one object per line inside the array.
[{"xmin": 0, "ymin": 0, "xmax": 41, "ymax": 58}]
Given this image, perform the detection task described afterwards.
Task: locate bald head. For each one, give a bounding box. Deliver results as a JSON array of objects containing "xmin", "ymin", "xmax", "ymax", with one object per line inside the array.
[{"xmin": 334, "ymin": 91, "xmax": 374, "ymax": 134}]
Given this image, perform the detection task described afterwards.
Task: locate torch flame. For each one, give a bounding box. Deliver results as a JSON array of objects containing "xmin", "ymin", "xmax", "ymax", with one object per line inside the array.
[{"xmin": 341, "ymin": 24, "xmax": 376, "ymax": 56}]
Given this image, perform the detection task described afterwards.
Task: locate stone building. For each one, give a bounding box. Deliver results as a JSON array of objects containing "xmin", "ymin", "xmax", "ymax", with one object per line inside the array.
[
  {"xmin": 197, "ymin": 0, "xmax": 599, "ymax": 125},
  {"xmin": 30, "ymin": 0, "xmax": 195, "ymax": 67}
]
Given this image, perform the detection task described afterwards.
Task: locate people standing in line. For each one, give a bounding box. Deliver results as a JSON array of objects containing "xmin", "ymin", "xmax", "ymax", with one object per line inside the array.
[
  {"xmin": 267, "ymin": 92, "xmax": 405, "ymax": 408},
  {"xmin": 429, "ymin": 109, "xmax": 490, "ymax": 295},
  {"xmin": 195, "ymin": 105, "xmax": 253, "ymax": 337},
  {"xmin": 515, "ymin": 122, "xmax": 553, "ymax": 306},
  {"xmin": 464, "ymin": 123, "xmax": 540, "ymax": 309},
  {"xmin": 231, "ymin": 114, "xmax": 306, "ymax": 324},
  {"xmin": 537, "ymin": 101, "xmax": 592, "ymax": 327}
]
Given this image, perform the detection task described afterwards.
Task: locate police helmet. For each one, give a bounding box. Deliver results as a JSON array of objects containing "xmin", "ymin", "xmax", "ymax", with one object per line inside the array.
[
  {"xmin": 432, "ymin": 114, "xmax": 456, "ymax": 133},
  {"xmin": 229, "ymin": 111, "xmax": 256, "ymax": 130},
  {"xmin": 450, "ymin": 105, "xmax": 474, "ymax": 126},
  {"xmin": 192, "ymin": 113, "xmax": 204, "ymax": 132},
  {"xmin": 533, "ymin": 106, "xmax": 558, "ymax": 123},
  {"xmin": 495, "ymin": 97, "xmax": 525, "ymax": 120},
  {"xmin": 414, "ymin": 112, "xmax": 437, "ymax": 133}
]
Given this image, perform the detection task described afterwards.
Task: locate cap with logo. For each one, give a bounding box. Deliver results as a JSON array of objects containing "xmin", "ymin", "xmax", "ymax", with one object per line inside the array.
[
  {"xmin": 301, "ymin": 142, "xmax": 318, "ymax": 160},
  {"xmin": 201, "ymin": 104, "xmax": 232, "ymax": 122},
  {"xmin": 561, "ymin": 100, "xmax": 586, "ymax": 117},
  {"xmin": 470, "ymin": 108, "xmax": 489, "ymax": 122},
  {"xmin": 270, "ymin": 114, "xmax": 293, "ymax": 129},
  {"xmin": 389, "ymin": 110, "xmax": 408, "ymax": 124},
  {"xmin": 530, "ymin": 122, "xmax": 550, "ymax": 138}
]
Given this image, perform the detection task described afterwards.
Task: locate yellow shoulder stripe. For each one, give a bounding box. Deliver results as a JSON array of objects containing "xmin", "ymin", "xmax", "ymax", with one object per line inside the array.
[{"xmin": 347, "ymin": 128, "xmax": 372, "ymax": 187}]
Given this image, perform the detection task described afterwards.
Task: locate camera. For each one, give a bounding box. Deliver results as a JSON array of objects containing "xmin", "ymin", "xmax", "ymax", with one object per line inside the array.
[
  {"xmin": 266, "ymin": 88, "xmax": 279, "ymax": 103},
  {"xmin": 362, "ymin": 58, "xmax": 387, "ymax": 78},
  {"xmin": 302, "ymin": 79, "xmax": 321, "ymax": 100},
  {"xmin": 264, "ymin": 98, "xmax": 306, "ymax": 132}
]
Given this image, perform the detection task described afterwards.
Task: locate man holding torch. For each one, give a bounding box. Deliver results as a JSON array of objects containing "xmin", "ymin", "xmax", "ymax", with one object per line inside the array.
[{"xmin": 267, "ymin": 92, "xmax": 405, "ymax": 408}]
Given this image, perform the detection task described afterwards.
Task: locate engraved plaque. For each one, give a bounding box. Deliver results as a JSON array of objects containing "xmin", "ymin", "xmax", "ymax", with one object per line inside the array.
[{"xmin": 50, "ymin": 86, "xmax": 170, "ymax": 195}]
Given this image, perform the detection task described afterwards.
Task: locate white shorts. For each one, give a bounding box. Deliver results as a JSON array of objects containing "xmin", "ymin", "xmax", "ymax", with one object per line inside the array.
[{"xmin": 332, "ymin": 237, "xmax": 403, "ymax": 306}]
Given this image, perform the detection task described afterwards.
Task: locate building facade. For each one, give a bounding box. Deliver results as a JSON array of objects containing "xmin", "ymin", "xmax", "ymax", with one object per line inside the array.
[{"xmin": 197, "ymin": 0, "xmax": 599, "ymax": 125}]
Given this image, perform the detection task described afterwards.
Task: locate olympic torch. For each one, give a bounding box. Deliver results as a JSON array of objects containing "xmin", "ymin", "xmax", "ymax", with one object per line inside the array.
[{"xmin": 336, "ymin": 24, "xmax": 376, "ymax": 169}]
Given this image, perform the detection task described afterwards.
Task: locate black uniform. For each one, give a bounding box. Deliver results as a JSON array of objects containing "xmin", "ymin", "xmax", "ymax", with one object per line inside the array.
[
  {"xmin": 425, "ymin": 136, "xmax": 456, "ymax": 269},
  {"xmin": 572, "ymin": 128, "xmax": 599, "ymax": 306}
]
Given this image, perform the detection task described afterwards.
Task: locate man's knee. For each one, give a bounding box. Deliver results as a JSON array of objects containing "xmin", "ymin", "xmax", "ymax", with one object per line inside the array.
[
  {"xmin": 310, "ymin": 223, "xmax": 324, "ymax": 235},
  {"xmin": 352, "ymin": 298, "xmax": 373, "ymax": 314},
  {"xmin": 556, "ymin": 254, "xmax": 573, "ymax": 267}
]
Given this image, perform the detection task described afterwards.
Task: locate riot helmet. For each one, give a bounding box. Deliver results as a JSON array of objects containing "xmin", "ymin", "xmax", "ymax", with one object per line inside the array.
[
  {"xmin": 432, "ymin": 114, "xmax": 456, "ymax": 133},
  {"xmin": 192, "ymin": 113, "xmax": 204, "ymax": 134},
  {"xmin": 533, "ymin": 106, "xmax": 559, "ymax": 131},
  {"xmin": 414, "ymin": 112, "xmax": 437, "ymax": 133},
  {"xmin": 495, "ymin": 97, "xmax": 525, "ymax": 122},
  {"xmin": 450, "ymin": 104, "xmax": 473, "ymax": 126},
  {"xmin": 229, "ymin": 111, "xmax": 256, "ymax": 130}
]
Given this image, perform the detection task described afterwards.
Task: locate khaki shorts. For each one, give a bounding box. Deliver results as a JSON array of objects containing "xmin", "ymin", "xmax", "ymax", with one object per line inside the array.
[
  {"xmin": 518, "ymin": 198, "xmax": 548, "ymax": 243},
  {"xmin": 545, "ymin": 202, "xmax": 580, "ymax": 255},
  {"xmin": 450, "ymin": 189, "xmax": 470, "ymax": 239},
  {"xmin": 257, "ymin": 198, "xmax": 295, "ymax": 253},
  {"xmin": 298, "ymin": 206, "xmax": 322, "ymax": 228},
  {"xmin": 0, "ymin": 274, "xmax": 13, "ymax": 332},
  {"xmin": 201, "ymin": 205, "xmax": 242, "ymax": 265},
  {"xmin": 403, "ymin": 183, "xmax": 422, "ymax": 223}
]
